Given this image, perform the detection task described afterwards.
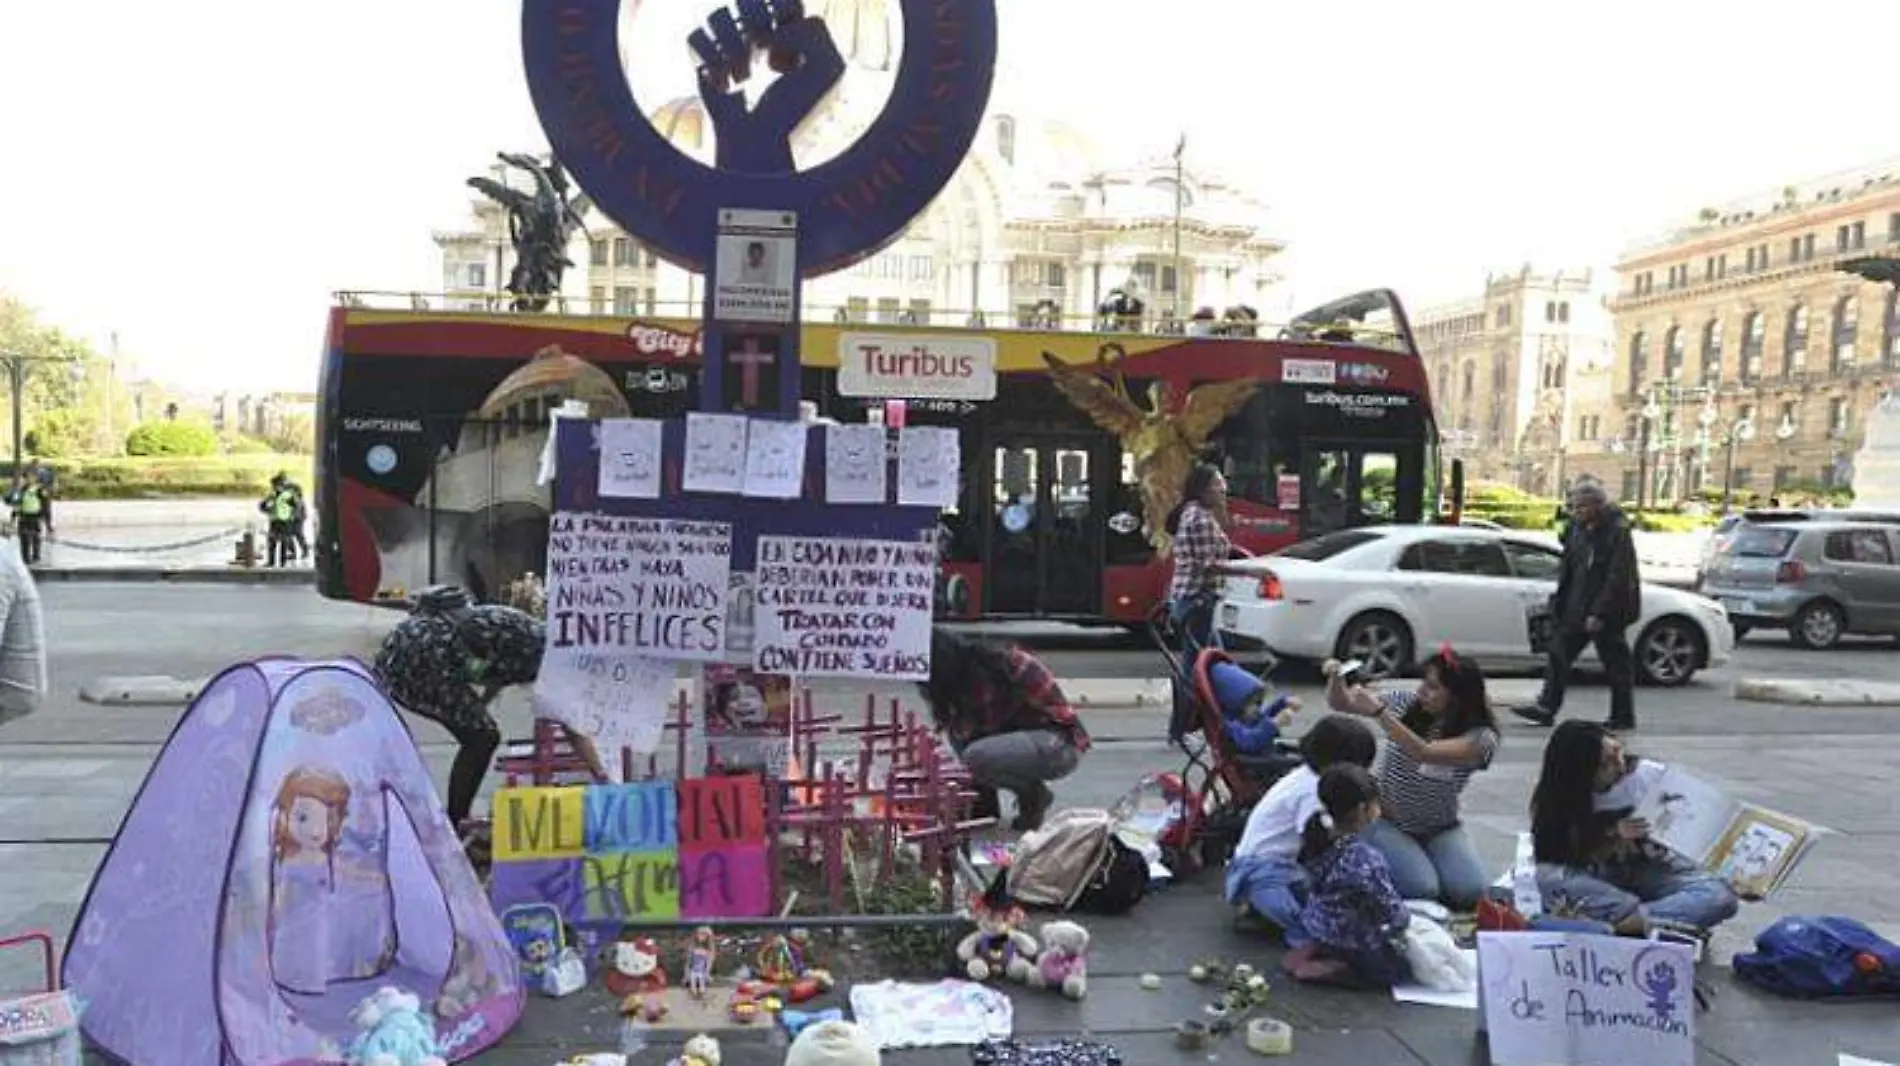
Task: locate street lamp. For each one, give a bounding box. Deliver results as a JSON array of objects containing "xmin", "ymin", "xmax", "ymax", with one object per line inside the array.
[
  {"xmin": 1775, "ymin": 413, "xmax": 1797, "ymax": 442},
  {"xmin": 0, "ymin": 352, "xmax": 82, "ymax": 476},
  {"xmin": 1722, "ymin": 417, "xmax": 1756, "ymax": 509}
]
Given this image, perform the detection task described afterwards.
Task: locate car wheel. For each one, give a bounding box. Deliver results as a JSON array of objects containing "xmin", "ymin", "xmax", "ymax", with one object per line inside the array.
[
  {"xmin": 1790, "ymin": 601, "xmax": 1845, "ymax": 650},
  {"xmin": 1335, "ymin": 611, "xmax": 1414, "ymax": 680},
  {"xmin": 1637, "ymin": 616, "xmax": 1703, "ymax": 687}
]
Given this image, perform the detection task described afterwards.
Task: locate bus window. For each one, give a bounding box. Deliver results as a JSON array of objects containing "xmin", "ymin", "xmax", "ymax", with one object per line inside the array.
[
  {"xmin": 1362, "ymin": 453, "xmax": 1398, "ymax": 521},
  {"xmin": 1212, "ymin": 392, "xmax": 1297, "ymax": 508}
]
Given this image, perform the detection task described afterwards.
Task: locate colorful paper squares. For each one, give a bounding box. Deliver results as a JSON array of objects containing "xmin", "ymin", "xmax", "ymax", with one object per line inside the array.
[
  {"xmin": 584, "ymin": 781, "xmax": 678, "ymax": 854},
  {"xmin": 493, "ymin": 787, "xmax": 586, "ymax": 860},
  {"xmin": 680, "ymin": 845, "xmax": 770, "ymax": 918},
  {"xmin": 678, "ymin": 775, "xmax": 766, "ymax": 848},
  {"xmin": 489, "ymin": 858, "xmax": 584, "ymax": 917},
  {"xmin": 582, "ymin": 851, "xmax": 681, "ymax": 921}
]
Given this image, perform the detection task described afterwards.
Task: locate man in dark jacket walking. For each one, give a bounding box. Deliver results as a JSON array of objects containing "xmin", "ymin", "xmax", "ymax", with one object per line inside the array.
[{"xmin": 1512, "ymin": 476, "xmax": 1642, "ymax": 731}]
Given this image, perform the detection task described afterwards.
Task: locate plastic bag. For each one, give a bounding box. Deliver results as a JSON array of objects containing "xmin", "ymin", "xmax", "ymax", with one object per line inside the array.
[{"xmin": 1401, "ymin": 916, "xmax": 1476, "ymax": 992}]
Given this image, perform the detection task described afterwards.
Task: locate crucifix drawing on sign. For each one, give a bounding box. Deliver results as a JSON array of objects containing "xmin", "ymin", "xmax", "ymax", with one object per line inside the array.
[{"xmin": 726, "ymin": 332, "xmax": 782, "ymax": 411}]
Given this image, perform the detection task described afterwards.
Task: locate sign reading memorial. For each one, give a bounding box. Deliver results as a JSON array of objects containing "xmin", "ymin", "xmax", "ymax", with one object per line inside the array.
[
  {"xmin": 545, "ymin": 512, "xmax": 732, "ymax": 661},
  {"xmin": 1477, "ymin": 931, "xmax": 1694, "ymax": 1066},
  {"xmin": 486, "ymin": 776, "xmax": 771, "ymax": 924},
  {"xmin": 753, "ymin": 535, "xmax": 935, "ymax": 679}
]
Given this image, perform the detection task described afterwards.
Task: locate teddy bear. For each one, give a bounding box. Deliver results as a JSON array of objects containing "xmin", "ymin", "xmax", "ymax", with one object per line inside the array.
[
  {"xmin": 955, "ymin": 897, "xmax": 1038, "ymax": 983},
  {"xmin": 345, "ymin": 986, "xmax": 446, "ymax": 1066},
  {"xmin": 1025, "ymin": 920, "xmax": 1089, "ymax": 1000}
]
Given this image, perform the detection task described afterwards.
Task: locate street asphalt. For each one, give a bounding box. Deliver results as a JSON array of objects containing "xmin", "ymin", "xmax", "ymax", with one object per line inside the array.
[{"xmin": 2, "ymin": 585, "xmax": 1896, "ymax": 1064}]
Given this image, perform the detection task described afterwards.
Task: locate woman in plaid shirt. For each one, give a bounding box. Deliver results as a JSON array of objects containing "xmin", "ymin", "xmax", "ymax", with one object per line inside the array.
[
  {"xmin": 920, "ymin": 628, "xmax": 1091, "ymax": 831},
  {"xmin": 1165, "ymin": 463, "xmax": 1233, "ymax": 651}
]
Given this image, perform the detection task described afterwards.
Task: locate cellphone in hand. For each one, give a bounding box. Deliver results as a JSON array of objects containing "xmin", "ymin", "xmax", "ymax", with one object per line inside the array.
[{"xmin": 1335, "ymin": 659, "xmax": 1368, "ymax": 685}]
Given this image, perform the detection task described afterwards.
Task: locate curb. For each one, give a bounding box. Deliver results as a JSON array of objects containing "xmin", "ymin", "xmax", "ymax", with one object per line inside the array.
[
  {"xmin": 1733, "ymin": 678, "xmax": 1900, "ymax": 707},
  {"xmin": 33, "ymin": 567, "xmax": 315, "ymax": 585}
]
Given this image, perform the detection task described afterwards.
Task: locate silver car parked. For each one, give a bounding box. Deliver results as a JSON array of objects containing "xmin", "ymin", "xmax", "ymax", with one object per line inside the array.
[{"xmin": 1700, "ymin": 520, "xmax": 1900, "ymax": 649}]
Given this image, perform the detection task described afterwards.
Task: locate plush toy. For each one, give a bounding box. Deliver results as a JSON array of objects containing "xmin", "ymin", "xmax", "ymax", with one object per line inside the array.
[
  {"xmin": 345, "ymin": 987, "xmax": 446, "ymax": 1066},
  {"xmin": 604, "ymin": 936, "xmax": 668, "ymax": 997},
  {"xmin": 1026, "ymin": 920, "xmax": 1090, "ymax": 1000},
  {"xmin": 673, "ymin": 1033, "xmax": 722, "ymax": 1066},
  {"xmin": 784, "ymin": 1020, "xmax": 882, "ymax": 1066},
  {"xmin": 956, "ymin": 898, "xmax": 1038, "ymax": 982}
]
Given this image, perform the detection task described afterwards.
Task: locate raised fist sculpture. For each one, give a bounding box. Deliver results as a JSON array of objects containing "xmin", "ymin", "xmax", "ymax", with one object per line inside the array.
[{"xmin": 691, "ymin": 0, "xmax": 846, "ymax": 175}]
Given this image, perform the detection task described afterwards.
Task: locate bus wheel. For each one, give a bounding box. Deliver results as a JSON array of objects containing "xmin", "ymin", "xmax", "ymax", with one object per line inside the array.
[{"xmin": 1335, "ymin": 612, "xmax": 1413, "ymax": 680}]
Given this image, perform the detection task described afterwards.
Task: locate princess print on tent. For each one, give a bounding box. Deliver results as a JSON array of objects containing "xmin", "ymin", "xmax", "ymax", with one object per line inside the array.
[{"xmin": 269, "ymin": 764, "xmax": 394, "ymax": 992}]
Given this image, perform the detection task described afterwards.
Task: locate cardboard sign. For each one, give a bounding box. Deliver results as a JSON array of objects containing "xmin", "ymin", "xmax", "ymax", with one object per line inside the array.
[
  {"xmin": 489, "ymin": 776, "xmax": 770, "ymax": 923},
  {"xmin": 544, "ymin": 513, "xmax": 732, "ymax": 661},
  {"xmin": 1477, "ymin": 931, "xmax": 1694, "ymax": 1066},
  {"xmin": 752, "ymin": 535, "xmax": 935, "ymax": 679}
]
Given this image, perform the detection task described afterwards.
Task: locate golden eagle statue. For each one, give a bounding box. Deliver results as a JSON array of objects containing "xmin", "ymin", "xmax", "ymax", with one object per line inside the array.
[{"xmin": 1042, "ymin": 345, "xmax": 1260, "ymax": 552}]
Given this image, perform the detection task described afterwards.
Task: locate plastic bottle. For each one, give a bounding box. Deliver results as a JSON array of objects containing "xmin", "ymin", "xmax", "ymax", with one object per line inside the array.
[{"xmin": 1512, "ymin": 831, "xmax": 1543, "ymax": 918}]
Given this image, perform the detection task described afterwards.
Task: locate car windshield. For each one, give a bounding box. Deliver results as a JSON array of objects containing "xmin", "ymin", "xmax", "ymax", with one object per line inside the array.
[
  {"xmin": 1730, "ymin": 527, "xmax": 1799, "ymax": 557},
  {"xmin": 1275, "ymin": 529, "xmax": 1383, "ymax": 562}
]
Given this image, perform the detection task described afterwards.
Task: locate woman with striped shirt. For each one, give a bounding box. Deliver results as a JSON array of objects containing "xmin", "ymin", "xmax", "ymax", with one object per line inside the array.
[{"xmin": 1324, "ymin": 647, "xmax": 1500, "ymax": 909}]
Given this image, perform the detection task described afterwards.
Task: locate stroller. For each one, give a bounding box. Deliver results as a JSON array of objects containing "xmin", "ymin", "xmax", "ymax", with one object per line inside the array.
[{"xmin": 1149, "ymin": 605, "xmax": 1303, "ymax": 875}]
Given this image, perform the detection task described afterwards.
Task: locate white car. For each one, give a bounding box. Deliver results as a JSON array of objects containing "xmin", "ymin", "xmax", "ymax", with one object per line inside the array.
[{"xmin": 1216, "ymin": 525, "xmax": 1733, "ymax": 686}]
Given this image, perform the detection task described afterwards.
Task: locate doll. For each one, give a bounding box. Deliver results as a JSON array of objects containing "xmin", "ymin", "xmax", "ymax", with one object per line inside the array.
[{"xmin": 686, "ymin": 926, "xmax": 717, "ymax": 999}]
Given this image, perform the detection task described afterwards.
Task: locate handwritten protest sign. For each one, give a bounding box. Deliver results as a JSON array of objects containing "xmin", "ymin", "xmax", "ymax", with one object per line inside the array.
[
  {"xmin": 545, "ymin": 512, "xmax": 732, "ymax": 662},
  {"xmin": 752, "ymin": 535, "xmax": 936, "ymax": 679},
  {"xmin": 488, "ymin": 776, "xmax": 771, "ymax": 923},
  {"xmin": 1477, "ymin": 931, "xmax": 1694, "ymax": 1066},
  {"xmin": 532, "ymin": 646, "xmax": 674, "ymax": 761}
]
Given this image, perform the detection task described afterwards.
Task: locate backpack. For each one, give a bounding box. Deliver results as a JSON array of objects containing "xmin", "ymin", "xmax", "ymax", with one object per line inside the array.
[
  {"xmin": 1733, "ymin": 916, "xmax": 1900, "ymax": 999},
  {"xmin": 1006, "ymin": 809, "xmax": 1148, "ymax": 915}
]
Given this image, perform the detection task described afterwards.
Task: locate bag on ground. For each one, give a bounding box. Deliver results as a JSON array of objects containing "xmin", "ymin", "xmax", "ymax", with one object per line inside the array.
[
  {"xmin": 1006, "ymin": 809, "xmax": 1148, "ymax": 915},
  {"xmin": 1732, "ymin": 915, "xmax": 1900, "ymax": 998},
  {"xmin": 1400, "ymin": 915, "xmax": 1475, "ymax": 992}
]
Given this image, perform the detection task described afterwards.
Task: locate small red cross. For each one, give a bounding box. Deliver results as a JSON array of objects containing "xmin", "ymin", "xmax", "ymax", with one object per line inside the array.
[{"xmin": 730, "ymin": 336, "xmax": 776, "ymax": 409}]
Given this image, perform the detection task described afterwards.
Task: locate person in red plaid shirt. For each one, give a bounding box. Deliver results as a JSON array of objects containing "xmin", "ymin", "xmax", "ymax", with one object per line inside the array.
[
  {"xmin": 1166, "ymin": 463, "xmax": 1233, "ymax": 651},
  {"xmin": 920, "ymin": 628, "xmax": 1091, "ymax": 830}
]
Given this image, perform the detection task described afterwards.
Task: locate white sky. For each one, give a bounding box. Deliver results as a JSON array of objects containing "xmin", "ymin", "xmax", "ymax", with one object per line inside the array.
[{"xmin": 2, "ymin": 0, "xmax": 1896, "ymax": 392}]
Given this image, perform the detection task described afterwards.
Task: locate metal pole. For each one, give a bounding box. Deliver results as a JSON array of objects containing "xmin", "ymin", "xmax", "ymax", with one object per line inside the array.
[
  {"xmin": 8, "ymin": 357, "xmax": 22, "ymax": 476},
  {"xmin": 1636, "ymin": 420, "xmax": 1650, "ymax": 512},
  {"xmin": 1723, "ymin": 435, "xmax": 1737, "ymax": 509},
  {"xmin": 1172, "ymin": 134, "xmax": 1186, "ymax": 318}
]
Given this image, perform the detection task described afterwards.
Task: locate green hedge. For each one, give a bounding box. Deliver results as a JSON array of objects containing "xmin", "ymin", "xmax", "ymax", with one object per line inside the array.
[{"xmin": 26, "ymin": 455, "xmax": 315, "ymax": 499}]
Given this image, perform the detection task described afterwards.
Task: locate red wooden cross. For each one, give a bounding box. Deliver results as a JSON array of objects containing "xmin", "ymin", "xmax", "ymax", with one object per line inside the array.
[{"xmin": 730, "ymin": 336, "xmax": 776, "ymax": 408}]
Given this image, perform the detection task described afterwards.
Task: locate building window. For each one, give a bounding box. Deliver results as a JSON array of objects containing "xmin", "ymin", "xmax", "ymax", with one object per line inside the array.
[
  {"xmin": 994, "ymin": 115, "xmax": 1016, "ymax": 164},
  {"xmin": 1833, "ymin": 294, "xmax": 1859, "ymax": 372},
  {"xmin": 1545, "ymin": 301, "xmax": 1557, "ymax": 324},
  {"xmin": 1621, "ymin": 470, "xmax": 1640, "ymax": 501},
  {"xmin": 1627, "ymin": 330, "xmax": 1649, "ymax": 397},
  {"xmin": 1853, "ymin": 221, "xmax": 1866, "ymax": 249},
  {"xmin": 844, "ymin": 297, "xmax": 870, "ymax": 323},
  {"xmin": 1495, "ymin": 304, "xmax": 1511, "ymax": 327},
  {"xmin": 907, "ymin": 299, "xmax": 933, "ymax": 325},
  {"xmin": 1558, "ymin": 301, "xmax": 1570, "ymax": 323},
  {"xmin": 1790, "ymin": 236, "xmax": 1804, "ymax": 263},
  {"xmin": 1784, "ymin": 304, "xmax": 1808, "ymax": 375},
  {"xmin": 876, "ymin": 298, "xmax": 902, "ymax": 323},
  {"xmin": 1745, "ymin": 247, "xmax": 1758, "ymax": 272},
  {"xmin": 1829, "ymin": 396, "xmax": 1849, "ymax": 437},
  {"xmin": 1700, "ymin": 318, "xmax": 1722, "ymax": 385},
  {"xmin": 1461, "ymin": 364, "xmax": 1475, "ymax": 403},
  {"xmin": 1837, "ymin": 225, "xmax": 1854, "ymax": 252},
  {"xmin": 591, "ymin": 239, "xmax": 609, "ymax": 266},
  {"xmin": 643, "ymin": 288, "xmax": 658, "ymax": 315},
  {"xmin": 1633, "ymin": 272, "xmax": 1653, "ymax": 297},
  {"xmin": 1741, "ymin": 310, "xmax": 1765, "ymax": 382},
  {"xmin": 1160, "ymin": 266, "xmax": 1178, "ymax": 293},
  {"xmin": 1779, "ymin": 401, "xmax": 1799, "ymax": 437},
  {"xmin": 612, "ymin": 286, "xmax": 637, "ymax": 315},
  {"xmin": 589, "ymin": 286, "xmax": 605, "ymax": 313},
  {"xmin": 1804, "ymin": 233, "xmax": 1816, "ymax": 260},
  {"xmin": 1738, "ymin": 404, "xmax": 1757, "ymax": 433},
  {"xmin": 1732, "ymin": 467, "xmax": 1752, "ymax": 491},
  {"xmin": 1890, "ymin": 212, "xmax": 1900, "ymax": 244},
  {"xmin": 1663, "ymin": 325, "xmax": 1685, "ymax": 380},
  {"xmin": 466, "ymin": 263, "xmax": 486, "ymax": 289},
  {"xmin": 613, "ymin": 237, "xmax": 635, "ymax": 267}
]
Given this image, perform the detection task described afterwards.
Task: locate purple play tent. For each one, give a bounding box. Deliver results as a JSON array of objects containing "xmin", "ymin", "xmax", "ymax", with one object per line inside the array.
[{"xmin": 63, "ymin": 658, "xmax": 523, "ymax": 1066}]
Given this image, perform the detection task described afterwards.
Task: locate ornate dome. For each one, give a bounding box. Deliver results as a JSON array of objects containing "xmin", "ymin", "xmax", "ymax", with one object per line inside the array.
[{"xmin": 477, "ymin": 346, "xmax": 630, "ymax": 419}]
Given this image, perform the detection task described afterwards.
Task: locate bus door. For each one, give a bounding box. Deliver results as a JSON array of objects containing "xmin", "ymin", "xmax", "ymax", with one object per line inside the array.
[
  {"xmin": 1298, "ymin": 443, "xmax": 1406, "ymax": 540},
  {"xmin": 982, "ymin": 435, "xmax": 1107, "ymax": 616}
]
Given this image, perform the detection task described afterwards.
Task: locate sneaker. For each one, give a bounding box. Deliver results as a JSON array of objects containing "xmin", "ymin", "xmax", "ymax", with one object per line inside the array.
[{"xmin": 1509, "ymin": 704, "xmax": 1558, "ymax": 726}]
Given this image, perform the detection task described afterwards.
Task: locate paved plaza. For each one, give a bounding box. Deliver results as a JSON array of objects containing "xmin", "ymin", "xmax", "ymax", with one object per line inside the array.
[{"xmin": 1, "ymin": 585, "xmax": 1896, "ymax": 1063}]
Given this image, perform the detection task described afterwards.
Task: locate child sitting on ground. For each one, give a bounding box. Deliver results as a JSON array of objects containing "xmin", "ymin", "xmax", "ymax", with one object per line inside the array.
[
  {"xmin": 1287, "ymin": 764, "xmax": 1413, "ymax": 988},
  {"xmin": 1201, "ymin": 653, "xmax": 1300, "ymax": 755},
  {"xmin": 1224, "ymin": 715, "xmax": 1378, "ymax": 945}
]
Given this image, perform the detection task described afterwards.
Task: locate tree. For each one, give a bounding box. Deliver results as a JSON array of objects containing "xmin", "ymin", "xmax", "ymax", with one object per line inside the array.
[
  {"xmin": 266, "ymin": 413, "xmax": 315, "ymax": 454},
  {"xmin": 0, "ymin": 292, "xmax": 133, "ymax": 457}
]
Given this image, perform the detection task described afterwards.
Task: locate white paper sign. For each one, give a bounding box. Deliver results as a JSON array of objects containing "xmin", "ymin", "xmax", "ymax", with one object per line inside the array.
[
  {"xmin": 743, "ymin": 418, "xmax": 808, "ymax": 499},
  {"xmin": 597, "ymin": 418, "xmax": 664, "ymax": 499},
  {"xmin": 532, "ymin": 645, "xmax": 674, "ymax": 759},
  {"xmin": 683, "ymin": 412, "xmax": 748, "ymax": 494},
  {"xmin": 825, "ymin": 424, "xmax": 889, "ymax": 504},
  {"xmin": 1477, "ymin": 932, "xmax": 1694, "ymax": 1066},
  {"xmin": 753, "ymin": 536, "xmax": 936, "ymax": 679},
  {"xmin": 897, "ymin": 426, "xmax": 960, "ymax": 508},
  {"xmin": 713, "ymin": 208, "xmax": 796, "ymax": 324},
  {"xmin": 544, "ymin": 512, "xmax": 732, "ymax": 662}
]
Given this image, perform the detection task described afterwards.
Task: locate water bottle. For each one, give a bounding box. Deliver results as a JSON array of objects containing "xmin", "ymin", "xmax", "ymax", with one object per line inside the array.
[{"xmin": 1511, "ymin": 831, "xmax": 1543, "ymax": 917}]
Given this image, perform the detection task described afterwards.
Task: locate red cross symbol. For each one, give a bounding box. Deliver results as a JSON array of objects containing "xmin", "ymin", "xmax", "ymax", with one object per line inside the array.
[{"xmin": 730, "ymin": 336, "xmax": 776, "ymax": 409}]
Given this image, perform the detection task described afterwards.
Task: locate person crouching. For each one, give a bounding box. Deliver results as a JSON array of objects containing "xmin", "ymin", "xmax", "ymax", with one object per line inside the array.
[{"xmin": 918, "ymin": 628, "xmax": 1090, "ymax": 831}]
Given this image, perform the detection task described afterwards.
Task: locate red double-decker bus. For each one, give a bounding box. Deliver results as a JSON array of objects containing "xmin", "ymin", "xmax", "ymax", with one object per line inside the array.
[{"xmin": 315, "ymin": 290, "xmax": 1442, "ymax": 623}]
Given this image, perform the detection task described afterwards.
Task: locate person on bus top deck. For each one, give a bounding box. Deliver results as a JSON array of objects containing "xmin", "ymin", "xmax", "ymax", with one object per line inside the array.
[
  {"xmin": 374, "ymin": 586, "xmax": 607, "ymax": 833},
  {"xmin": 919, "ymin": 627, "xmax": 1091, "ymax": 832},
  {"xmin": 1165, "ymin": 463, "xmax": 1233, "ymax": 652}
]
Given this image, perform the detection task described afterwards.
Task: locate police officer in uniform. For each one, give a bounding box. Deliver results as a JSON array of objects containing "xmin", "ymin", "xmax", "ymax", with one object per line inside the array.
[
  {"xmin": 8, "ymin": 476, "xmax": 51, "ymax": 566},
  {"xmin": 259, "ymin": 474, "xmax": 298, "ymax": 567}
]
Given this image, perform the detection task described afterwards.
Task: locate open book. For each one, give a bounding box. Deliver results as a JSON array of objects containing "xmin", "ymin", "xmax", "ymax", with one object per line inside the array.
[{"xmin": 1630, "ymin": 764, "xmax": 1816, "ymax": 900}]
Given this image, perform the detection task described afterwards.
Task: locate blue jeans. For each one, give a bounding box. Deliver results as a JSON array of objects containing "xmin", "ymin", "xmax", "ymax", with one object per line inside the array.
[
  {"xmin": 1363, "ymin": 820, "xmax": 1490, "ymax": 910},
  {"xmin": 1170, "ymin": 594, "xmax": 1219, "ymax": 655},
  {"xmin": 1536, "ymin": 852, "xmax": 1740, "ymax": 932},
  {"xmin": 1225, "ymin": 855, "xmax": 1310, "ymax": 947}
]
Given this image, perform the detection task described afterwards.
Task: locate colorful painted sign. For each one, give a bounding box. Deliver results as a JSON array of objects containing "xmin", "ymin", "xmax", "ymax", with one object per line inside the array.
[{"xmin": 487, "ymin": 776, "xmax": 771, "ymax": 924}]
